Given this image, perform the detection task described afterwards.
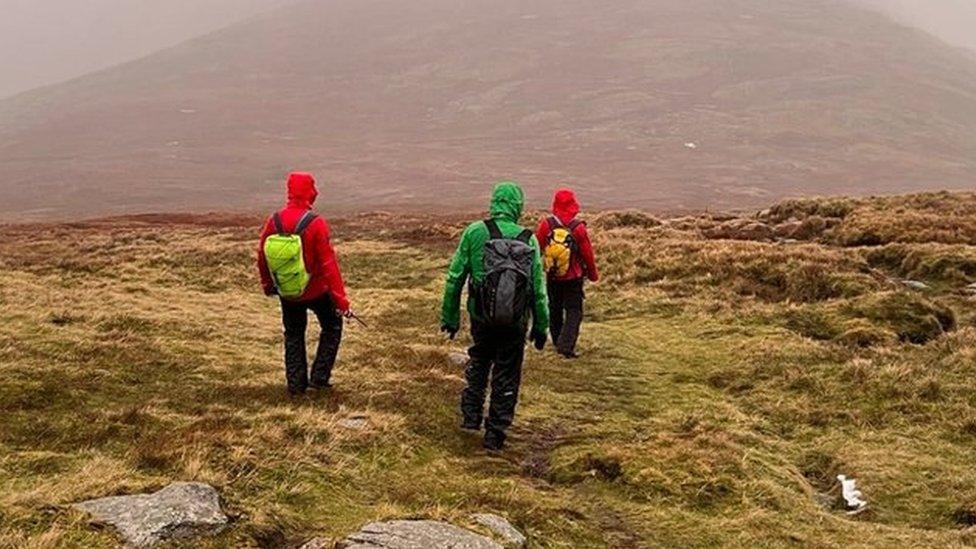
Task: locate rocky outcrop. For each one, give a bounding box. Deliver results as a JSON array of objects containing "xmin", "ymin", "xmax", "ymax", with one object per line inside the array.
[
  {"xmin": 341, "ymin": 520, "xmax": 502, "ymax": 549},
  {"xmin": 704, "ymin": 219, "xmax": 776, "ymax": 242},
  {"xmin": 73, "ymin": 482, "xmax": 227, "ymax": 548}
]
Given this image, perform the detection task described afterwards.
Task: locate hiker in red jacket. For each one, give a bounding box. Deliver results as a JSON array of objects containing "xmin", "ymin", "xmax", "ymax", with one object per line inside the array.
[
  {"xmin": 536, "ymin": 188, "xmax": 599, "ymax": 358},
  {"xmin": 257, "ymin": 172, "xmax": 351, "ymax": 395}
]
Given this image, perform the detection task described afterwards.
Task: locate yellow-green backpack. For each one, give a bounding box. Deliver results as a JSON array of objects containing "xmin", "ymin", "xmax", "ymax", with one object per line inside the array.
[{"xmin": 264, "ymin": 211, "xmax": 318, "ymax": 299}]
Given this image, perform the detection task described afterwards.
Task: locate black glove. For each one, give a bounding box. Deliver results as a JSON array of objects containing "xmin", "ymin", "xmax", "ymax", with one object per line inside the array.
[
  {"xmin": 441, "ymin": 325, "xmax": 458, "ymax": 340},
  {"xmin": 531, "ymin": 331, "xmax": 547, "ymax": 351}
]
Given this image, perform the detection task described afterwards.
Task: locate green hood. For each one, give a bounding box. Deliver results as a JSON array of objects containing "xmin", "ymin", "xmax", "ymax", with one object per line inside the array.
[{"xmin": 489, "ymin": 181, "xmax": 524, "ymax": 222}]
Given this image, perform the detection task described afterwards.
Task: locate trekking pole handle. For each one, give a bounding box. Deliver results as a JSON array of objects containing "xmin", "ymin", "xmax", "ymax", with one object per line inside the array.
[{"xmin": 342, "ymin": 310, "xmax": 369, "ymax": 328}]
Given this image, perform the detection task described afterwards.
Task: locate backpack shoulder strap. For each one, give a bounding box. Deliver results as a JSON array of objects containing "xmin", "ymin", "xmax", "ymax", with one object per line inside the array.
[
  {"xmin": 548, "ymin": 216, "xmax": 563, "ymax": 229},
  {"xmin": 516, "ymin": 229, "xmax": 533, "ymax": 244},
  {"xmin": 484, "ymin": 218, "xmax": 503, "ymax": 240},
  {"xmin": 295, "ymin": 211, "xmax": 319, "ymax": 235},
  {"xmin": 272, "ymin": 212, "xmax": 285, "ymax": 234},
  {"xmin": 567, "ymin": 219, "xmax": 583, "ymax": 232}
]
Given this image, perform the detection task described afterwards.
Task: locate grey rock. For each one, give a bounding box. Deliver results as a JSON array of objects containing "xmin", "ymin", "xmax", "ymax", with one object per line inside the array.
[
  {"xmin": 339, "ymin": 415, "xmax": 369, "ymax": 430},
  {"xmin": 471, "ymin": 514, "xmax": 526, "ymax": 548},
  {"xmin": 301, "ymin": 537, "xmax": 333, "ymax": 549},
  {"xmin": 448, "ymin": 351, "xmax": 470, "ymax": 366},
  {"xmin": 73, "ymin": 482, "xmax": 227, "ymax": 548},
  {"xmin": 342, "ymin": 520, "xmax": 501, "ymax": 549}
]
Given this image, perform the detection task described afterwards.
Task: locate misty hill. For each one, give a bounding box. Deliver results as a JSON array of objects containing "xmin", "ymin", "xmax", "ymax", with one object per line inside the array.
[
  {"xmin": 0, "ymin": 0, "xmax": 288, "ymax": 99},
  {"xmin": 1, "ymin": 0, "xmax": 975, "ymax": 220}
]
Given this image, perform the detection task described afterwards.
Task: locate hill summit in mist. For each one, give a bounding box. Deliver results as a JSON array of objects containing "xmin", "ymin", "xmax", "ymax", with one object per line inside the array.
[{"xmin": 1, "ymin": 0, "xmax": 975, "ymax": 220}]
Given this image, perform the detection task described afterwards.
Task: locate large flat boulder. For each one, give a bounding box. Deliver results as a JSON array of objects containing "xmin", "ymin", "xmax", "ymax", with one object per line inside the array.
[
  {"xmin": 342, "ymin": 520, "xmax": 501, "ymax": 549},
  {"xmin": 73, "ymin": 482, "xmax": 228, "ymax": 548}
]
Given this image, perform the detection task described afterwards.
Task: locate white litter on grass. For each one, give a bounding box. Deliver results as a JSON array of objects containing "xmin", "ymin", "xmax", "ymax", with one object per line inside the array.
[
  {"xmin": 903, "ymin": 280, "xmax": 930, "ymax": 291},
  {"xmin": 684, "ymin": 142, "xmax": 698, "ymax": 149},
  {"xmin": 837, "ymin": 475, "xmax": 868, "ymax": 514}
]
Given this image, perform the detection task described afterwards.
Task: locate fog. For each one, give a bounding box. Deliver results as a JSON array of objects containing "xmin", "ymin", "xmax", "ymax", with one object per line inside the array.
[
  {"xmin": 3, "ymin": 0, "xmax": 975, "ymax": 100},
  {"xmin": 852, "ymin": 0, "xmax": 976, "ymax": 51},
  {"xmin": 0, "ymin": 0, "xmax": 286, "ymax": 99}
]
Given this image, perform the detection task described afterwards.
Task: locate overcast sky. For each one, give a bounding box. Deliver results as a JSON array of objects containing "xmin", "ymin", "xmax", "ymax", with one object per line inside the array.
[
  {"xmin": 0, "ymin": 0, "xmax": 286, "ymax": 99},
  {"xmin": 0, "ymin": 0, "xmax": 974, "ymax": 100}
]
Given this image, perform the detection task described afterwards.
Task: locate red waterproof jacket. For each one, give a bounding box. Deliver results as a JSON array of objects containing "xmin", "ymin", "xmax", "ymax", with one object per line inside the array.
[
  {"xmin": 257, "ymin": 173, "xmax": 350, "ymax": 311},
  {"xmin": 536, "ymin": 188, "xmax": 599, "ymax": 283}
]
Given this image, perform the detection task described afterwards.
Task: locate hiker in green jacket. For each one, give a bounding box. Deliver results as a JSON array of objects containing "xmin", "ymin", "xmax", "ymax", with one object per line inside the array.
[{"xmin": 441, "ymin": 181, "xmax": 549, "ymax": 451}]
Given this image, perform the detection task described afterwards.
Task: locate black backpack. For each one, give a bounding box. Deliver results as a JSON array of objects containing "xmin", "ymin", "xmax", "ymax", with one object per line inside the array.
[{"xmin": 475, "ymin": 219, "xmax": 536, "ymax": 328}]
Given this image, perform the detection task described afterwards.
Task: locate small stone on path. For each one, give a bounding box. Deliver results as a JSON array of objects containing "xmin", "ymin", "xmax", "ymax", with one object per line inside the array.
[
  {"xmin": 300, "ymin": 537, "xmax": 332, "ymax": 549},
  {"xmin": 339, "ymin": 415, "xmax": 369, "ymax": 430},
  {"xmin": 472, "ymin": 513, "xmax": 526, "ymax": 547},
  {"xmin": 449, "ymin": 351, "xmax": 470, "ymax": 366}
]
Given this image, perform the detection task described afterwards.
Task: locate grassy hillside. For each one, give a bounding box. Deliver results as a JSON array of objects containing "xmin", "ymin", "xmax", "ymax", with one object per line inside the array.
[
  {"xmin": 1, "ymin": 193, "xmax": 976, "ymax": 547},
  {"xmin": 2, "ymin": 0, "xmax": 976, "ymax": 219}
]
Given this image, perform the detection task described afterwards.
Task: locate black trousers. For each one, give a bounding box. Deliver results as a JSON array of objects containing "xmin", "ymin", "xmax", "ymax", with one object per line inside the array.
[
  {"xmin": 461, "ymin": 321, "xmax": 526, "ymax": 441},
  {"xmin": 280, "ymin": 294, "xmax": 343, "ymax": 393},
  {"xmin": 548, "ymin": 278, "xmax": 585, "ymax": 354}
]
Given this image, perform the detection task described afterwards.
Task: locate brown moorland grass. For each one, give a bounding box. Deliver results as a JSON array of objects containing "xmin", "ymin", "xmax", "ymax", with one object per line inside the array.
[{"xmin": 1, "ymin": 193, "xmax": 975, "ymax": 547}]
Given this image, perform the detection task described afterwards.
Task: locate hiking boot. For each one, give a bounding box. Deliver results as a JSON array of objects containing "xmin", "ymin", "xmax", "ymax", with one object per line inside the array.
[
  {"xmin": 309, "ymin": 381, "xmax": 333, "ymax": 391},
  {"xmin": 557, "ymin": 350, "xmax": 579, "ymax": 359},
  {"xmin": 461, "ymin": 420, "xmax": 482, "ymax": 432},
  {"xmin": 483, "ymin": 431, "xmax": 506, "ymax": 451}
]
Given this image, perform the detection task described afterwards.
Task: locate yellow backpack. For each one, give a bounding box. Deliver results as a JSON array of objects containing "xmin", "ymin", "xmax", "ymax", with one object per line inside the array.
[{"xmin": 543, "ymin": 217, "xmax": 582, "ymax": 277}]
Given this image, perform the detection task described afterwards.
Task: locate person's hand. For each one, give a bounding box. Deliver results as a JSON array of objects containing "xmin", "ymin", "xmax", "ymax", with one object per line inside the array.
[
  {"xmin": 531, "ymin": 331, "xmax": 547, "ymax": 351},
  {"xmin": 441, "ymin": 325, "xmax": 458, "ymax": 341}
]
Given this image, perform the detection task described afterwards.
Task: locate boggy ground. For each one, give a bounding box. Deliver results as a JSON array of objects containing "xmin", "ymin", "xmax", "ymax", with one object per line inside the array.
[{"xmin": 1, "ymin": 192, "xmax": 976, "ymax": 548}]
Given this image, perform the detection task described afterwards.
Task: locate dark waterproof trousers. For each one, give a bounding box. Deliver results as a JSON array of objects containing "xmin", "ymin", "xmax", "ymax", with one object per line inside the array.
[
  {"xmin": 461, "ymin": 320, "xmax": 526, "ymax": 443},
  {"xmin": 548, "ymin": 278, "xmax": 585, "ymax": 355},
  {"xmin": 280, "ymin": 294, "xmax": 343, "ymax": 394}
]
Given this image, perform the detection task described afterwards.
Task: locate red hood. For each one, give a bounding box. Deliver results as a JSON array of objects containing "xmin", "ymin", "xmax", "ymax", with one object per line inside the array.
[
  {"xmin": 286, "ymin": 172, "xmax": 318, "ymax": 209},
  {"xmin": 552, "ymin": 188, "xmax": 580, "ymax": 224}
]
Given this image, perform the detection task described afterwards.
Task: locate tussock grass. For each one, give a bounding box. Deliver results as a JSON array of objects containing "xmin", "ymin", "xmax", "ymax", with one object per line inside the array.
[{"xmin": 2, "ymin": 194, "xmax": 976, "ymax": 547}]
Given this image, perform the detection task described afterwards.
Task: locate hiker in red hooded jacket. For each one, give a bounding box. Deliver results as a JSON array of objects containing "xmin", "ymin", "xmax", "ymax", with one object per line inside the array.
[
  {"xmin": 536, "ymin": 188, "xmax": 599, "ymax": 358},
  {"xmin": 257, "ymin": 172, "xmax": 351, "ymax": 395}
]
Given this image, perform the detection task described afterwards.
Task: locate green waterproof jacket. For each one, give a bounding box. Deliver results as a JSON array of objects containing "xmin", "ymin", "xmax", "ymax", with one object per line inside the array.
[{"xmin": 441, "ymin": 182, "xmax": 549, "ymax": 336}]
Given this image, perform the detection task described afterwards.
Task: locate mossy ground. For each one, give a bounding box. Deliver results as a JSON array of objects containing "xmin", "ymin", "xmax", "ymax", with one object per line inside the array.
[{"xmin": 1, "ymin": 194, "xmax": 976, "ymax": 547}]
